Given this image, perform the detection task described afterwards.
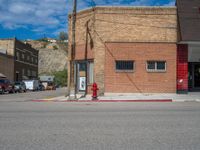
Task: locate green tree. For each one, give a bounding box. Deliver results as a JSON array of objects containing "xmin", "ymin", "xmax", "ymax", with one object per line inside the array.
[
  {"xmin": 53, "ymin": 69, "xmax": 67, "ymax": 87},
  {"xmin": 59, "ymin": 32, "xmax": 68, "ymax": 41}
]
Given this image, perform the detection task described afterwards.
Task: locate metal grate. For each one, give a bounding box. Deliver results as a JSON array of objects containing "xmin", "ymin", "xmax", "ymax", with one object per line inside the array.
[{"xmin": 116, "ymin": 60, "xmax": 134, "ymax": 71}]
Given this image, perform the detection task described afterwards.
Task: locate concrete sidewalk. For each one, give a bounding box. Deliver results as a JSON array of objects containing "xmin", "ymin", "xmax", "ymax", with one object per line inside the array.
[{"xmin": 32, "ymin": 92, "xmax": 200, "ymax": 102}]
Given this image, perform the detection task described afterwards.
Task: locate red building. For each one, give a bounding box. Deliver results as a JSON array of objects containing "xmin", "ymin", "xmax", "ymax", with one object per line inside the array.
[{"xmin": 177, "ymin": 0, "xmax": 200, "ymax": 93}]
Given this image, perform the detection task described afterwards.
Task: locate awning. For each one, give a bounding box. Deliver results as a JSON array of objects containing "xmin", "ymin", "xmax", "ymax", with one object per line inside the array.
[{"xmin": 0, "ymin": 73, "xmax": 6, "ymax": 78}]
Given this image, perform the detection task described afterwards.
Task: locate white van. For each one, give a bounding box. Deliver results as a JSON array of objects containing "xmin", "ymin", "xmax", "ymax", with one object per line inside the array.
[{"xmin": 23, "ymin": 80, "xmax": 39, "ymax": 91}]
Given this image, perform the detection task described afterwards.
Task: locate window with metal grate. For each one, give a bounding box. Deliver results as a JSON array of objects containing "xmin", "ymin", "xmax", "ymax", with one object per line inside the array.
[{"xmin": 116, "ymin": 60, "xmax": 134, "ymax": 71}]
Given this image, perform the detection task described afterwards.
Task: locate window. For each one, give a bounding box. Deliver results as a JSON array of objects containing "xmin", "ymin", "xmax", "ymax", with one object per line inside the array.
[
  {"xmin": 32, "ymin": 71, "xmax": 36, "ymax": 77},
  {"xmin": 116, "ymin": 60, "xmax": 134, "ymax": 71},
  {"xmin": 22, "ymin": 53, "xmax": 25, "ymax": 60},
  {"xmin": 147, "ymin": 61, "xmax": 166, "ymax": 72},
  {"xmin": 16, "ymin": 52, "xmax": 20, "ymax": 60},
  {"xmin": 27, "ymin": 55, "xmax": 30, "ymax": 61},
  {"xmin": 79, "ymin": 63, "xmax": 86, "ymax": 71},
  {"xmin": 88, "ymin": 62, "xmax": 94, "ymax": 84},
  {"xmin": 27, "ymin": 70, "xmax": 31, "ymax": 76},
  {"xmin": 22, "ymin": 69, "xmax": 25, "ymax": 76}
]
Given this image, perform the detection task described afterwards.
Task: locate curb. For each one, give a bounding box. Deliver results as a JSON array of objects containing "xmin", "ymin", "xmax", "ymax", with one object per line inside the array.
[{"xmin": 31, "ymin": 99, "xmax": 173, "ymax": 102}]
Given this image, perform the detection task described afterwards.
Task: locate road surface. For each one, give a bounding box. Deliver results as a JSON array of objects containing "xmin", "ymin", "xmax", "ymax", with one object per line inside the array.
[{"xmin": 0, "ymin": 90, "xmax": 200, "ymax": 150}]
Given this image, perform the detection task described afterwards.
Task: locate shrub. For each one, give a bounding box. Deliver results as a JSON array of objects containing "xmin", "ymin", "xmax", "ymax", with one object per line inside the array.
[
  {"xmin": 53, "ymin": 69, "xmax": 67, "ymax": 87},
  {"xmin": 53, "ymin": 45, "xmax": 58, "ymax": 50}
]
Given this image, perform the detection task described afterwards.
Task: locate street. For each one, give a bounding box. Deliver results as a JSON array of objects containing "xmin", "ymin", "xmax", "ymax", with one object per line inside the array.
[
  {"xmin": 0, "ymin": 91, "xmax": 200, "ymax": 150},
  {"xmin": 0, "ymin": 88, "xmax": 67, "ymax": 102}
]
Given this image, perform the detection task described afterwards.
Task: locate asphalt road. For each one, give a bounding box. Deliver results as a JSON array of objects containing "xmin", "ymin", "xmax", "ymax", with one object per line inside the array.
[
  {"xmin": 0, "ymin": 87, "xmax": 67, "ymax": 102},
  {"xmin": 0, "ymin": 91, "xmax": 200, "ymax": 150}
]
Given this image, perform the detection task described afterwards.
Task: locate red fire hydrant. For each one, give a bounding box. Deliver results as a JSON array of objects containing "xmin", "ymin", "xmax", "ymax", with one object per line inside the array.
[{"xmin": 91, "ymin": 82, "xmax": 99, "ymax": 100}]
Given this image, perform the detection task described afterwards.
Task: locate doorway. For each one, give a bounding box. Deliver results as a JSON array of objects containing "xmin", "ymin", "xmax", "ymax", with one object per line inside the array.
[
  {"xmin": 188, "ymin": 63, "xmax": 200, "ymax": 91},
  {"xmin": 76, "ymin": 62, "xmax": 86, "ymax": 93},
  {"xmin": 75, "ymin": 61, "xmax": 94, "ymax": 93},
  {"xmin": 15, "ymin": 71, "xmax": 19, "ymax": 81}
]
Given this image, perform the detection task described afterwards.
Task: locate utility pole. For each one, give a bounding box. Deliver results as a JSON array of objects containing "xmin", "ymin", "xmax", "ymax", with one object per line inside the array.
[
  {"xmin": 84, "ymin": 20, "xmax": 89, "ymax": 96},
  {"xmin": 68, "ymin": 0, "xmax": 77, "ymax": 99}
]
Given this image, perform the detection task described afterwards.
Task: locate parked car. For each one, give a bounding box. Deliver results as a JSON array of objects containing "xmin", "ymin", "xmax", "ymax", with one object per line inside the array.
[
  {"xmin": 14, "ymin": 81, "xmax": 26, "ymax": 93},
  {"xmin": 23, "ymin": 80, "xmax": 39, "ymax": 91},
  {"xmin": 0, "ymin": 78, "xmax": 15, "ymax": 94},
  {"xmin": 38, "ymin": 83, "xmax": 45, "ymax": 91},
  {"xmin": 46, "ymin": 82, "xmax": 56, "ymax": 90}
]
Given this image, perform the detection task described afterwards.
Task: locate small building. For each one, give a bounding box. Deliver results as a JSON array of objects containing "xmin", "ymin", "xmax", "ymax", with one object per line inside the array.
[
  {"xmin": 68, "ymin": 6, "xmax": 177, "ymax": 95},
  {"xmin": 0, "ymin": 38, "xmax": 39, "ymax": 82},
  {"xmin": 47, "ymin": 38, "xmax": 57, "ymax": 43},
  {"xmin": 177, "ymin": 0, "xmax": 200, "ymax": 93},
  {"xmin": 0, "ymin": 53, "xmax": 14, "ymax": 81}
]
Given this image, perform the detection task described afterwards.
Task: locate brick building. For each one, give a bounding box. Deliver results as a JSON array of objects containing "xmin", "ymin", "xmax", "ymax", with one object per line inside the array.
[
  {"xmin": 0, "ymin": 38, "xmax": 38, "ymax": 82},
  {"xmin": 68, "ymin": 6, "xmax": 178, "ymax": 95},
  {"xmin": 0, "ymin": 53, "xmax": 14, "ymax": 81}
]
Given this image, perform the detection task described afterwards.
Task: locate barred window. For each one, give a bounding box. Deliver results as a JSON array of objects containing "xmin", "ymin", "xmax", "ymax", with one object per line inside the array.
[
  {"xmin": 147, "ymin": 61, "xmax": 166, "ymax": 72},
  {"xmin": 116, "ymin": 60, "xmax": 134, "ymax": 71}
]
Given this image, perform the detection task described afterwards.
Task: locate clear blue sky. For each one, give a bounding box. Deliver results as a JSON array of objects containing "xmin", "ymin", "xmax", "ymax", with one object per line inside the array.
[{"xmin": 0, "ymin": 0, "xmax": 175, "ymax": 40}]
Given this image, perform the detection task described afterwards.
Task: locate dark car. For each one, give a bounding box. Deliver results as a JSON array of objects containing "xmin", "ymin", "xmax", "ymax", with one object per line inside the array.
[
  {"xmin": 0, "ymin": 78, "xmax": 15, "ymax": 94},
  {"xmin": 38, "ymin": 83, "xmax": 45, "ymax": 91},
  {"xmin": 14, "ymin": 81, "xmax": 26, "ymax": 93},
  {"xmin": 46, "ymin": 82, "xmax": 56, "ymax": 90}
]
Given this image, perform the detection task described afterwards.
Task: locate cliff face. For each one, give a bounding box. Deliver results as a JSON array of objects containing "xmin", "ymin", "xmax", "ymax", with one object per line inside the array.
[{"xmin": 27, "ymin": 40, "xmax": 68, "ymax": 74}]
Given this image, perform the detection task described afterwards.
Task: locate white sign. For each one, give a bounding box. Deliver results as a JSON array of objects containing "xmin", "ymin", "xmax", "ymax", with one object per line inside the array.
[{"xmin": 79, "ymin": 77, "xmax": 86, "ymax": 91}]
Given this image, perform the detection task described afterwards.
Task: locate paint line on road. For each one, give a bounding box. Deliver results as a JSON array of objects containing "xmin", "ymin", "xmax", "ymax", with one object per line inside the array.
[{"xmin": 30, "ymin": 99, "xmax": 173, "ymax": 103}]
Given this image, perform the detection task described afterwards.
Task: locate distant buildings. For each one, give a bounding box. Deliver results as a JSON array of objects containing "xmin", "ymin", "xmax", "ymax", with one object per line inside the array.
[
  {"xmin": 47, "ymin": 38, "xmax": 57, "ymax": 43},
  {"xmin": 0, "ymin": 38, "xmax": 39, "ymax": 82}
]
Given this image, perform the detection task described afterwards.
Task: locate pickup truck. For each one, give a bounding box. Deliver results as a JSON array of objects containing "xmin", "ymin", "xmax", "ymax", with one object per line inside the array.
[{"xmin": 0, "ymin": 78, "xmax": 15, "ymax": 94}]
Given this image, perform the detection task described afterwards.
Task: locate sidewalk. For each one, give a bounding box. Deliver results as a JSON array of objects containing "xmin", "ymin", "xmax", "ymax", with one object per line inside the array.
[{"xmin": 32, "ymin": 92, "xmax": 200, "ymax": 102}]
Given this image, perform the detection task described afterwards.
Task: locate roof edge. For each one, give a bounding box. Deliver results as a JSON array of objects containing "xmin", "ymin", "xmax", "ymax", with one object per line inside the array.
[{"xmin": 68, "ymin": 6, "xmax": 177, "ymax": 17}]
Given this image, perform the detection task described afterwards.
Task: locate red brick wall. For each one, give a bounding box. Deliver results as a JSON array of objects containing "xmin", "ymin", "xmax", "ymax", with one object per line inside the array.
[
  {"xmin": 0, "ymin": 53, "xmax": 14, "ymax": 82},
  {"xmin": 177, "ymin": 44, "xmax": 188, "ymax": 93},
  {"xmin": 68, "ymin": 7, "xmax": 177, "ymax": 95},
  {"xmin": 74, "ymin": 44, "xmax": 94, "ymax": 60},
  {"xmin": 104, "ymin": 42, "xmax": 177, "ymax": 93}
]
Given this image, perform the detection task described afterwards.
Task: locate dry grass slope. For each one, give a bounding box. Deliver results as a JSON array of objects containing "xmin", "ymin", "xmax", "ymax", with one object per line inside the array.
[{"xmin": 27, "ymin": 40, "xmax": 68, "ymax": 74}]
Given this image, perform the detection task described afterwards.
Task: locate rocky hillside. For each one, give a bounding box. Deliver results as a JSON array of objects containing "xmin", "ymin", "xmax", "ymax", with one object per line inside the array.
[{"xmin": 27, "ymin": 40, "xmax": 68, "ymax": 75}]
